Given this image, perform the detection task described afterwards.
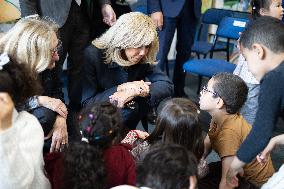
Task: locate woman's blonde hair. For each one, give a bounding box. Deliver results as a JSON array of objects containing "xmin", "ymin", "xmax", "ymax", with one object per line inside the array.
[
  {"xmin": 0, "ymin": 16, "xmax": 59, "ymax": 73},
  {"xmin": 93, "ymin": 12, "xmax": 158, "ymax": 66}
]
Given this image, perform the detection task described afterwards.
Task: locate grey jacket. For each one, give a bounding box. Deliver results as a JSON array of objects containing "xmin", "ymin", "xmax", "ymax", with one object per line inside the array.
[{"xmin": 19, "ymin": 0, "xmax": 111, "ymax": 27}]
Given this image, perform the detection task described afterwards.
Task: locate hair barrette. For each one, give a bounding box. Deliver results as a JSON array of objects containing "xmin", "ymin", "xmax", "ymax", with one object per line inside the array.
[{"xmin": 0, "ymin": 53, "xmax": 10, "ymax": 70}]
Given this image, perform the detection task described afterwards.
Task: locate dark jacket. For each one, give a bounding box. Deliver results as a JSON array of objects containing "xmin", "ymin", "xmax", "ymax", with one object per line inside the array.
[
  {"xmin": 19, "ymin": 0, "xmax": 111, "ymax": 27},
  {"xmin": 81, "ymin": 45, "xmax": 174, "ymax": 128}
]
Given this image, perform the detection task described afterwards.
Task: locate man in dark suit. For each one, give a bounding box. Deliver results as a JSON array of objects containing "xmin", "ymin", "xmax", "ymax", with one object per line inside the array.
[
  {"xmin": 148, "ymin": 0, "xmax": 202, "ymax": 97},
  {"xmin": 19, "ymin": 0, "xmax": 116, "ymax": 140}
]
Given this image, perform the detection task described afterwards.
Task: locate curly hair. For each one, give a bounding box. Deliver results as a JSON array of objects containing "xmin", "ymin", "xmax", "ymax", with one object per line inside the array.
[
  {"xmin": 146, "ymin": 98, "xmax": 204, "ymax": 161},
  {"xmin": 0, "ymin": 16, "xmax": 59, "ymax": 73},
  {"xmin": 93, "ymin": 12, "xmax": 158, "ymax": 66},
  {"xmin": 137, "ymin": 144, "xmax": 198, "ymax": 189},
  {"xmin": 212, "ymin": 73, "xmax": 248, "ymax": 114},
  {"xmin": 62, "ymin": 142, "xmax": 106, "ymax": 189},
  {"xmin": 0, "ymin": 54, "xmax": 42, "ymax": 104},
  {"xmin": 79, "ymin": 102, "xmax": 126, "ymax": 149}
]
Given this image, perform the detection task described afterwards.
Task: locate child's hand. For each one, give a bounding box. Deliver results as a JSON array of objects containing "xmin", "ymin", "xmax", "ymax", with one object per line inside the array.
[
  {"xmin": 133, "ymin": 130, "xmax": 149, "ymax": 139},
  {"xmin": 257, "ymin": 138, "xmax": 277, "ymax": 165}
]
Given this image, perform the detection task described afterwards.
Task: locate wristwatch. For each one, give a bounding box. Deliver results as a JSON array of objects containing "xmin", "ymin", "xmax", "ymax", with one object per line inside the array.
[{"xmin": 28, "ymin": 96, "xmax": 40, "ymax": 110}]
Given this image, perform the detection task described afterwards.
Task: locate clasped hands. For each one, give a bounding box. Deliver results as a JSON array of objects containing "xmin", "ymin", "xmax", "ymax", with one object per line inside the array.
[{"xmin": 109, "ymin": 80, "xmax": 151, "ymax": 108}]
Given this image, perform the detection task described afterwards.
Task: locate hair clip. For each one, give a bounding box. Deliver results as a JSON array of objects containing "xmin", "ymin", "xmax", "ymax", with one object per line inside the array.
[
  {"xmin": 0, "ymin": 53, "xmax": 10, "ymax": 70},
  {"xmin": 81, "ymin": 137, "xmax": 89, "ymax": 143},
  {"xmin": 88, "ymin": 113, "xmax": 95, "ymax": 120}
]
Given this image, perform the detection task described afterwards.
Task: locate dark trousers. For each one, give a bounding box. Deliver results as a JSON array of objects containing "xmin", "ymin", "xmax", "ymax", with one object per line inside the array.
[
  {"xmin": 56, "ymin": 1, "xmax": 90, "ymax": 111},
  {"xmin": 157, "ymin": 0, "xmax": 197, "ymax": 96},
  {"xmin": 198, "ymin": 161, "xmax": 259, "ymax": 189},
  {"xmin": 55, "ymin": 2, "xmax": 90, "ymax": 141}
]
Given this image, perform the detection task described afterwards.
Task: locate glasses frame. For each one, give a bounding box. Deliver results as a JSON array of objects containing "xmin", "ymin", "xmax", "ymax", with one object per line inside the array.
[
  {"xmin": 51, "ymin": 40, "xmax": 62, "ymax": 55},
  {"xmin": 200, "ymin": 85, "xmax": 218, "ymax": 97}
]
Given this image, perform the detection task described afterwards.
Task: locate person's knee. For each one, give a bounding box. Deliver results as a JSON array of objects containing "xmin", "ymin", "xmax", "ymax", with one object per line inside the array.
[{"xmin": 31, "ymin": 107, "xmax": 57, "ymax": 135}]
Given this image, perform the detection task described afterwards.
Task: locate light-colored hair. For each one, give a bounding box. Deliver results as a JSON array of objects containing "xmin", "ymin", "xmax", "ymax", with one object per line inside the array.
[
  {"xmin": 93, "ymin": 12, "xmax": 158, "ymax": 66},
  {"xmin": 0, "ymin": 16, "xmax": 59, "ymax": 73}
]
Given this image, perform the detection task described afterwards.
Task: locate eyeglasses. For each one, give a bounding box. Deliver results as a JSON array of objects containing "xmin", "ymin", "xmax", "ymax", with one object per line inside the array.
[
  {"xmin": 51, "ymin": 40, "xmax": 62, "ymax": 55},
  {"xmin": 200, "ymin": 85, "xmax": 218, "ymax": 97}
]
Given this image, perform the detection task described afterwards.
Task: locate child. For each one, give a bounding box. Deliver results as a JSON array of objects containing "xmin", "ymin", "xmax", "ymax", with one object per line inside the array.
[
  {"xmin": 112, "ymin": 144, "xmax": 198, "ymax": 189},
  {"xmin": 76, "ymin": 102, "xmax": 136, "ymax": 188},
  {"xmin": 227, "ymin": 16, "xmax": 284, "ymax": 187},
  {"xmin": 136, "ymin": 144, "xmax": 198, "ymax": 189},
  {"xmin": 234, "ymin": 0, "xmax": 283, "ymax": 125},
  {"xmin": 62, "ymin": 142, "xmax": 106, "ymax": 189},
  {"xmin": 199, "ymin": 73, "xmax": 274, "ymax": 188},
  {"xmin": 123, "ymin": 98, "xmax": 206, "ymax": 177},
  {"xmin": 0, "ymin": 53, "xmax": 50, "ymax": 189}
]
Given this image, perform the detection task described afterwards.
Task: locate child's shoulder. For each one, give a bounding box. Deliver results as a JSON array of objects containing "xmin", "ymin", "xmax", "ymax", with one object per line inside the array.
[{"xmin": 221, "ymin": 115, "xmax": 251, "ymax": 138}]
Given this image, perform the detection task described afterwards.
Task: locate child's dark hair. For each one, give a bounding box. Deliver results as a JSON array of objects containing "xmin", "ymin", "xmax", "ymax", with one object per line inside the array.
[
  {"xmin": 0, "ymin": 53, "xmax": 41, "ymax": 104},
  {"xmin": 240, "ymin": 16, "xmax": 284, "ymax": 53},
  {"xmin": 212, "ymin": 73, "xmax": 248, "ymax": 114},
  {"xmin": 79, "ymin": 102, "xmax": 125, "ymax": 149},
  {"xmin": 146, "ymin": 98, "xmax": 204, "ymax": 161},
  {"xmin": 251, "ymin": 0, "xmax": 272, "ymax": 19},
  {"xmin": 137, "ymin": 144, "xmax": 198, "ymax": 189},
  {"xmin": 63, "ymin": 142, "xmax": 106, "ymax": 189}
]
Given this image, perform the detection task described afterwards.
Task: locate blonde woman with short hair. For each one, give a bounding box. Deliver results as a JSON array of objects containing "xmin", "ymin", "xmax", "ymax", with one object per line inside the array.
[
  {"xmin": 0, "ymin": 16, "xmax": 68, "ymax": 154},
  {"xmin": 82, "ymin": 12, "xmax": 174, "ymax": 129}
]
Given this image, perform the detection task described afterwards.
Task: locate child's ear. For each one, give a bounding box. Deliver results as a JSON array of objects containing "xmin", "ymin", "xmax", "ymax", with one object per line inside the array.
[
  {"xmin": 259, "ymin": 8, "xmax": 267, "ymax": 16},
  {"xmin": 252, "ymin": 43, "xmax": 265, "ymax": 60},
  {"xmin": 216, "ymin": 97, "xmax": 224, "ymax": 109}
]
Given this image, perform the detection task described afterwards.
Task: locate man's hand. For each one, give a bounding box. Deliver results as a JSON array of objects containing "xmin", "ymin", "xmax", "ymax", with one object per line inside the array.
[
  {"xmin": 101, "ymin": 4, "xmax": 116, "ymax": 26},
  {"xmin": 0, "ymin": 93, "xmax": 14, "ymax": 132},
  {"xmin": 151, "ymin": 11, "xmax": 163, "ymax": 31}
]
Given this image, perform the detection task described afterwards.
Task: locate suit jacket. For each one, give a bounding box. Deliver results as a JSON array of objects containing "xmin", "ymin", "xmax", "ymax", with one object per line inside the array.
[
  {"xmin": 147, "ymin": 0, "xmax": 201, "ymax": 18},
  {"xmin": 19, "ymin": 0, "xmax": 111, "ymax": 27},
  {"xmin": 81, "ymin": 45, "xmax": 174, "ymax": 107}
]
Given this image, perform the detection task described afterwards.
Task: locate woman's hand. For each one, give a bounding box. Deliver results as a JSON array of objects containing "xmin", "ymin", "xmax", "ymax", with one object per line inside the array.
[
  {"xmin": 0, "ymin": 93, "xmax": 14, "ymax": 132},
  {"xmin": 109, "ymin": 91, "xmax": 134, "ymax": 108},
  {"xmin": 38, "ymin": 96, "xmax": 68, "ymax": 118},
  {"xmin": 134, "ymin": 130, "xmax": 149, "ymax": 139},
  {"xmin": 49, "ymin": 116, "xmax": 68, "ymax": 153},
  {"xmin": 117, "ymin": 80, "xmax": 151, "ymax": 97}
]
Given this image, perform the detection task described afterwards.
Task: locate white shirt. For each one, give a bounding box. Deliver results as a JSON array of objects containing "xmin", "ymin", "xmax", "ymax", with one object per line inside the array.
[
  {"xmin": 0, "ymin": 110, "xmax": 51, "ymax": 189},
  {"xmin": 233, "ymin": 54, "xmax": 259, "ymax": 84}
]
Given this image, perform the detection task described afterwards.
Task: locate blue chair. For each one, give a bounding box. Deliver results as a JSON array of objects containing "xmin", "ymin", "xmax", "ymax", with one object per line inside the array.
[
  {"xmin": 192, "ymin": 8, "xmax": 234, "ymax": 60},
  {"xmin": 183, "ymin": 16, "xmax": 249, "ymax": 93}
]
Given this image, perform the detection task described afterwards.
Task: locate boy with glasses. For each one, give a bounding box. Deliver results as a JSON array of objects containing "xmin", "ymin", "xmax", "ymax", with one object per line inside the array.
[{"xmin": 199, "ymin": 73, "xmax": 274, "ymax": 189}]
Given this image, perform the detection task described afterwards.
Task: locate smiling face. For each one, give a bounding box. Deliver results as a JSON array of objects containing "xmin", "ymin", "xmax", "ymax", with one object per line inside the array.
[
  {"xmin": 124, "ymin": 44, "xmax": 151, "ymax": 65},
  {"xmin": 261, "ymin": 0, "xmax": 284, "ymax": 20}
]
